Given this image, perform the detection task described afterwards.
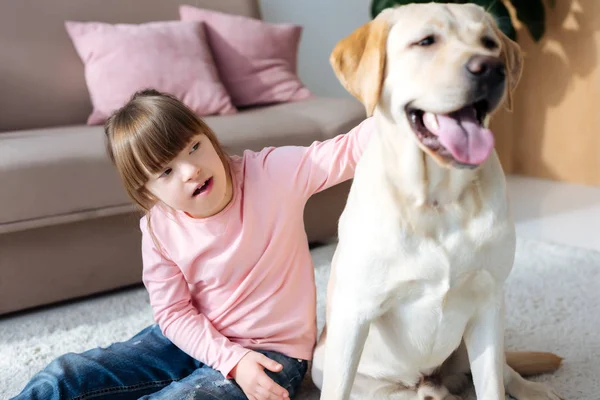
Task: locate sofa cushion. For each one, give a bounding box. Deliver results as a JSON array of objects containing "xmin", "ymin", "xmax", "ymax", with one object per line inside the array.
[
  {"xmin": 255, "ymin": 97, "xmax": 367, "ymax": 140},
  {"xmin": 0, "ymin": 97, "xmax": 366, "ymax": 230},
  {"xmin": 204, "ymin": 97, "xmax": 365, "ymax": 154},
  {"xmin": 180, "ymin": 5, "xmax": 313, "ymax": 108},
  {"xmin": 64, "ymin": 20, "xmax": 237, "ymax": 125}
]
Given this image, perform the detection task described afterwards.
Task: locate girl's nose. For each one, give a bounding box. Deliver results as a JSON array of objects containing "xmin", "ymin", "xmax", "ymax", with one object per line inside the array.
[{"xmin": 181, "ymin": 163, "xmax": 200, "ymax": 181}]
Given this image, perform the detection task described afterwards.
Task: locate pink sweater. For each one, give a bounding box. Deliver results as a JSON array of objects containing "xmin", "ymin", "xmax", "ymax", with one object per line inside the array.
[{"xmin": 140, "ymin": 117, "xmax": 374, "ymax": 378}]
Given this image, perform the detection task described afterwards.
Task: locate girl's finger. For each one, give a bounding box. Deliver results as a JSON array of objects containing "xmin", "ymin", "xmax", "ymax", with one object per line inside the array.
[
  {"xmin": 254, "ymin": 384, "xmax": 282, "ymax": 400},
  {"xmin": 258, "ymin": 373, "xmax": 289, "ymax": 398},
  {"xmin": 258, "ymin": 354, "xmax": 283, "ymax": 372}
]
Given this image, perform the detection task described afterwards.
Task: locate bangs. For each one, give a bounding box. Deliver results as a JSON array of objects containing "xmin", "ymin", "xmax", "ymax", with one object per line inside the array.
[{"xmin": 131, "ymin": 118, "xmax": 198, "ymax": 175}]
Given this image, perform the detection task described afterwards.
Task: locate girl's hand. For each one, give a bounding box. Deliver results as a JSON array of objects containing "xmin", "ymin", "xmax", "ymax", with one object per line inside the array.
[{"xmin": 230, "ymin": 351, "xmax": 290, "ymax": 400}]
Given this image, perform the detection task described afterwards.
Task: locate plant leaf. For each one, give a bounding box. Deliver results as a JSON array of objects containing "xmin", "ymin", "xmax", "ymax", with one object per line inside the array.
[
  {"xmin": 509, "ymin": 0, "xmax": 546, "ymax": 41},
  {"xmin": 467, "ymin": 0, "xmax": 517, "ymax": 41},
  {"xmin": 371, "ymin": 0, "xmax": 394, "ymax": 19},
  {"xmin": 371, "ymin": 0, "xmax": 401, "ymax": 18}
]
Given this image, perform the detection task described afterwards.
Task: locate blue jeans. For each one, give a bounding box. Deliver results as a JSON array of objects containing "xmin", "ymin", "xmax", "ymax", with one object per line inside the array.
[{"xmin": 12, "ymin": 324, "xmax": 308, "ymax": 400}]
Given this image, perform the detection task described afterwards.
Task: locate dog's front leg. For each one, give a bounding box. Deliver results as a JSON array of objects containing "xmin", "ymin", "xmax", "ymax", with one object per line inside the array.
[
  {"xmin": 319, "ymin": 289, "xmax": 371, "ymax": 400},
  {"xmin": 464, "ymin": 289, "xmax": 506, "ymax": 400}
]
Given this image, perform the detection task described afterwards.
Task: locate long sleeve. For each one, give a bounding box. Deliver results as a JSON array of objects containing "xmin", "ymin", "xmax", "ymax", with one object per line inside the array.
[
  {"xmin": 140, "ymin": 218, "xmax": 250, "ymax": 378},
  {"xmin": 256, "ymin": 117, "xmax": 375, "ymax": 200}
]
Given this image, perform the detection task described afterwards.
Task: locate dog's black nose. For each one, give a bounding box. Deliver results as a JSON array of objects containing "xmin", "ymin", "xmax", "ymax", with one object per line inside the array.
[{"xmin": 465, "ymin": 55, "xmax": 505, "ymax": 85}]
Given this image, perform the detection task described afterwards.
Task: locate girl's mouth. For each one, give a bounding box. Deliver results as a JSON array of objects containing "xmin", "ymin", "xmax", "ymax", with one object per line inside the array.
[{"xmin": 192, "ymin": 177, "xmax": 213, "ymax": 197}]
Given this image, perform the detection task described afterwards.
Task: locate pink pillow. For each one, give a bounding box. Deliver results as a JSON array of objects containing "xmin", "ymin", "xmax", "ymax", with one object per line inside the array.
[
  {"xmin": 65, "ymin": 20, "xmax": 236, "ymax": 125},
  {"xmin": 179, "ymin": 6, "xmax": 313, "ymax": 107}
]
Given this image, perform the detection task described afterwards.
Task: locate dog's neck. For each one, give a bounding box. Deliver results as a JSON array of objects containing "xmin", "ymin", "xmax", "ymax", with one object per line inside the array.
[{"xmin": 372, "ymin": 109, "xmax": 482, "ymax": 208}]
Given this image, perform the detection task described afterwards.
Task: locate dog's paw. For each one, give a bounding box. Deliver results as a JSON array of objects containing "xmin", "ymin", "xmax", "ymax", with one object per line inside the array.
[
  {"xmin": 510, "ymin": 380, "xmax": 563, "ymax": 400},
  {"xmin": 417, "ymin": 385, "xmax": 460, "ymax": 400}
]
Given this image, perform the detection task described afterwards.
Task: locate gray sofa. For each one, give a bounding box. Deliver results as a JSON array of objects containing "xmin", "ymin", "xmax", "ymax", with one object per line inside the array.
[{"xmin": 0, "ymin": 0, "xmax": 365, "ymax": 316}]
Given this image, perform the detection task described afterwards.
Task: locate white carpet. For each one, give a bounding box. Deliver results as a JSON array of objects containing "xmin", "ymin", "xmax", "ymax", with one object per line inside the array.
[{"xmin": 1, "ymin": 237, "xmax": 599, "ymax": 399}]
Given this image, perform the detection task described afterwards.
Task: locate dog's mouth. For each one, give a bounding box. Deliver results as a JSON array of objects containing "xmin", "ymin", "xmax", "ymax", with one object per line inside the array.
[{"xmin": 407, "ymin": 100, "xmax": 494, "ymax": 168}]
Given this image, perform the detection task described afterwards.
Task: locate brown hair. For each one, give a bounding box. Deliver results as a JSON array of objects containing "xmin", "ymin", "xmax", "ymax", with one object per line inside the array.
[{"xmin": 104, "ymin": 89, "xmax": 231, "ymax": 212}]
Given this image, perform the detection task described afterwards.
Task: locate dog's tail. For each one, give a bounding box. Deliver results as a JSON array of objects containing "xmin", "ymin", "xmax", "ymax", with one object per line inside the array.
[{"xmin": 506, "ymin": 351, "xmax": 563, "ymax": 376}]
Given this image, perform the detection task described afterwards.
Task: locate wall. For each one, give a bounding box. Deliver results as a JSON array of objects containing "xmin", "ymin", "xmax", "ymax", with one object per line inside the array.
[
  {"xmin": 259, "ymin": 0, "xmax": 371, "ymax": 98},
  {"xmin": 496, "ymin": 0, "xmax": 600, "ymax": 186}
]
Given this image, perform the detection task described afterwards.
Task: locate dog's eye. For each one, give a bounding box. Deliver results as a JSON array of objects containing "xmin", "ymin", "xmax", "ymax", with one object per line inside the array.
[
  {"xmin": 481, "ymin": 36, "xmax": 498, "ymax": 50},
  {"xmin": 416, "ymin": 35, "xmax": 436, "ymax": 47}
]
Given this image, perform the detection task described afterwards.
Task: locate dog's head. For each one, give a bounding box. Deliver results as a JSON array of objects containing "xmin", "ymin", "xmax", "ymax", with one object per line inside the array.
[{"xmin": 331, "ymin": 3, "xmax": 523, "ymax": 169}]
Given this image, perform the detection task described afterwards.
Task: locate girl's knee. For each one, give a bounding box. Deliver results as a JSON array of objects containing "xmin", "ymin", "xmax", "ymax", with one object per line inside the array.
[
  {"xmin": 14, "ymin": 358, "xmax": 72, "ymax": 400},
  {"xmin": 20, "ymin": 352, "xmax": 97, "ymax": 397}
]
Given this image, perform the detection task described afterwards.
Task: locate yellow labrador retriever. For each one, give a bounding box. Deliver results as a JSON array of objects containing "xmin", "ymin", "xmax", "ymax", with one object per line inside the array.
[{"xmin": 311, "ymin": 3, "xmax": 563, "ymax": 400}]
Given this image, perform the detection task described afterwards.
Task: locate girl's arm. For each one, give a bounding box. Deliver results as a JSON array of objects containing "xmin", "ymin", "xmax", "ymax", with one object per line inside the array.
[
  {"xmin": 256, "ymin": 116, "xmax": 376, "ymax": 200},
  {"xmin": 140, "ymin": 219, "xmax": 250, "ymax": 379}
]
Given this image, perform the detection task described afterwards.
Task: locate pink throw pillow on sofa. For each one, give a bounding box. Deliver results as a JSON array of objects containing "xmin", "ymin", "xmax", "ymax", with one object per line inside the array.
[
  {"xmin": 65, "ymin": 20, "xmax": 236, "ymax": 125},
  {"xmin": 179, "ymin": 5, "xmax": 313, "ymax": 107}
]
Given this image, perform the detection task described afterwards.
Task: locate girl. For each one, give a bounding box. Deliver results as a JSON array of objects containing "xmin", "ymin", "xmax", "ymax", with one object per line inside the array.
[{"xmin": 14, "ymin": 89, "xmax": 374, "ymax": 400}]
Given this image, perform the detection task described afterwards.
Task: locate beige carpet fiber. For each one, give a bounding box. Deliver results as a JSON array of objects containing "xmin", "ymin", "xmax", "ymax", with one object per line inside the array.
[{"xmin": 1, "ymin": 237, "xmax": 599, "ymax": 399}]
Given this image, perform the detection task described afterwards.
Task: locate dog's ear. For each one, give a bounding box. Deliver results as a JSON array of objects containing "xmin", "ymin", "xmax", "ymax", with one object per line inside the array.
[
  {"xmin": 500, "ymin": 33, "xmax": 523, "ymax": 112},
  {"xmin": 330, "ymin": 17, "xmax": 390, "ymax": 117},
  {"xmin": 490, "ymin": 22, "xmax": 524, "ymax": 112}
]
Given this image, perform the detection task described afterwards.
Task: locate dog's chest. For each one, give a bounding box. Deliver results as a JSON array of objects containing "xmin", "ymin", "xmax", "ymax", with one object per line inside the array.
[
  {"xmin": 367, "ymin": 197, "xmax": 512, "ymax": 279},
  {"xmin": 348, "ymin": 205, "xmax": 515, "ymax": 377},
  {"xmin": 340, "ymin": 197, "xmax": 514, "ymax": 320},
  {"xmin": 401, "ymin": 205, "xmax": 511, "ymax": 295}
]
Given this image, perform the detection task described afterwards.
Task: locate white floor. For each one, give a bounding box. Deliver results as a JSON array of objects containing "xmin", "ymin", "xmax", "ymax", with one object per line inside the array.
[{"xmin": 507, "ymin": 175, "xmax": 600, "ymax": 252}]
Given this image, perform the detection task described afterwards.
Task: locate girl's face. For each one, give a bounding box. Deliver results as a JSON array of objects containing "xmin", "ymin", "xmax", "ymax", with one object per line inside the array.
[{"xmin": 145, "ymin": 134, "xmax": 232, "ymax": 218}]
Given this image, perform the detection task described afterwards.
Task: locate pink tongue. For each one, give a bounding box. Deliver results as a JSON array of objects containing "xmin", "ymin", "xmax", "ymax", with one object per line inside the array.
[{"xmin": 427, "ymin": 107, "xmax": 494, "ymax": 165}]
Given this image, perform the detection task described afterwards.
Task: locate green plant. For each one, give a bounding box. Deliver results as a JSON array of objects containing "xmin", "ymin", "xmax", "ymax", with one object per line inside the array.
[{"xmin": 370, "ymin": 0, "xmax": 554, "ymax": 42}]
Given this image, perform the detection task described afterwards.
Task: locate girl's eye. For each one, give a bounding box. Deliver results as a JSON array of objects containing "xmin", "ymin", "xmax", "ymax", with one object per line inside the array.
[
  {"xmin": 160, "ymin": 168, "xmax": 172, "ymax": 178},
  {"xmin": 190, "ymin": 141, "xmax": 200, "ymax": 154}
]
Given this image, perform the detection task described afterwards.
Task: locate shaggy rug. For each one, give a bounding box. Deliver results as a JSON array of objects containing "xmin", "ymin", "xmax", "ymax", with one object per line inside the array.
[{"xmin": 1, "ymin": 237, "xmax": 599, "ymax": 399}]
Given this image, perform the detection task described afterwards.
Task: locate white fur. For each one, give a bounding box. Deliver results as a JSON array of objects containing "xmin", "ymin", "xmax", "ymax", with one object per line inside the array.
[{"xmin": 311, "ymin": 4, "xmax": 562, "ymax": 400}]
